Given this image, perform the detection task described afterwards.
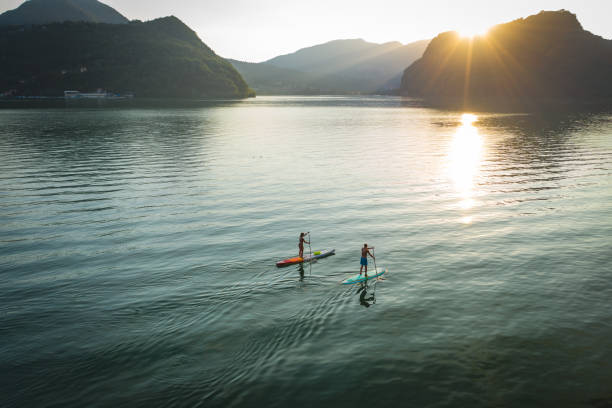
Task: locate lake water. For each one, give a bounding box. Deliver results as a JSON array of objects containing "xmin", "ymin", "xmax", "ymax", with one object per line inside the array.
[{"xmin": 1, "ymin": 96, "xmax": 611, "ymax": 408}]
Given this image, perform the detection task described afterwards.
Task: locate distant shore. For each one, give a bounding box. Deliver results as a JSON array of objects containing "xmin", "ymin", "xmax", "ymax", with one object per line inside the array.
[{"xmin": 0, "ymin": 96, "xmax": 257, "ymax": 109}]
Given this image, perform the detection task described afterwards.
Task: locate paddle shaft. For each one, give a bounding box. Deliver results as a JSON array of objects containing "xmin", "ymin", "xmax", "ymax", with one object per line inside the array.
[
  {"xmin": 307, "ymin": 232, "xmax": 312, "ymax": 274},
  {"xmin": 372, "ymin": 247, "xmax": 378, "ymax": 273}
]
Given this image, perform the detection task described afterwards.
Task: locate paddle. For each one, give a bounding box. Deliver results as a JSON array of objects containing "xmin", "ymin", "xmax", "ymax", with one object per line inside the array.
[
  {"xmin": 307, "ymin": 232, "xmax": 312, "ymax": 275},
  {"xmin": 371, "ymin": 246, "xmax": 386, "ymax": 281},
  {"xmin": 372, "ymin": 246, "xmax": 377, "ymax": 273}
]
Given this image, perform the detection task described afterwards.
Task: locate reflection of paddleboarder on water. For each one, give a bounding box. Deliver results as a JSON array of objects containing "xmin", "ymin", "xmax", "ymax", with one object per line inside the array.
[{"xmin": 358, "ymin": 281, "xmax": 376, "ymax": 307}]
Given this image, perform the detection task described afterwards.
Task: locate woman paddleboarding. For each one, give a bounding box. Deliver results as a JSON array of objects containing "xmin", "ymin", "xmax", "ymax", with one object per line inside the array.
[{"xmin": 298, "ymin": 232, "xmax": 310, "ymax": 259}]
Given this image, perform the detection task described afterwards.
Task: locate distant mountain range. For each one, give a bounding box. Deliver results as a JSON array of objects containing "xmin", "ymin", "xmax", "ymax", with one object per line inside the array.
[
  {"xmin": 400, "ymin": 10, "xmax": 612, "ymax": 106},
  {"xmin": 230, "ymin": 38, "xmax": 430, "ymax": 94},
  {"xmin": 0, "ymin": 16, "xmax": 254, "ymax": 98},
  {"xmin": 0, "ymin": 0, "xmax": 129, "ymax": 25}
]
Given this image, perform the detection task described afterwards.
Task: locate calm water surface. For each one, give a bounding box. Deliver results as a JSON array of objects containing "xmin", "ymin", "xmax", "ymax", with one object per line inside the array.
[{"xmin": 1, "ymin": 96, "xmax": 611, "ymax": 407}]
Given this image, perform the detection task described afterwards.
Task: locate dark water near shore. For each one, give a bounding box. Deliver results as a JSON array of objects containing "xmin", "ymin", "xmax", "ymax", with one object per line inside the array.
[{"xmin": 1, "ymin": 96, "xmax": 611, "ymax": 407}]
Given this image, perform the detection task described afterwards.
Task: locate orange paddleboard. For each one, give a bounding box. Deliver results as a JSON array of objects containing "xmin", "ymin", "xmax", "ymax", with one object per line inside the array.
[
  {"xmin": 276, "ymin": 256, "xmax": 303, "ymax": 267},
  {"xmin": 275, "ymin": 249, "xmax": 335, "ymax": 267}
]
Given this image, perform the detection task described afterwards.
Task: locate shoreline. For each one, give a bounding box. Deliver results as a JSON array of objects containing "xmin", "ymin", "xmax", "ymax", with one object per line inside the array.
[{"xmin": 0, "ymin": 96, "xmax": 254, "ymax": 109}]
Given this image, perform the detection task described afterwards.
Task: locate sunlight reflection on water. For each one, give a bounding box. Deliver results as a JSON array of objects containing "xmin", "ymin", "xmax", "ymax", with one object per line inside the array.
[{"xmin": 448, "ymin": 113, "xmax": 484, "ymax": 222}]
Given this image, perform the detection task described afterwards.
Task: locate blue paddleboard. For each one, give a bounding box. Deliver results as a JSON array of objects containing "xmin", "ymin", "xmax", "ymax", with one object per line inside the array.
[{"xmin": 341, "ymin": 267, "xmax": 386, "ymax": 285}]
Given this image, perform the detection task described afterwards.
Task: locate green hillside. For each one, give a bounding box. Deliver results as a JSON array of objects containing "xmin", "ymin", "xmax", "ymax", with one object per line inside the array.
[{"xmin": 0, "ymin": 16, "xmax": 255, "ymax": 98}]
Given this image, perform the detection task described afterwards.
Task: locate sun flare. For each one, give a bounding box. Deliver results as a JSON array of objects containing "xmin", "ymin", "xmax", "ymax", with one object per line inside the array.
[
  {"xmin": 461, "ymin": 113, "xmax": 477, "ymax": 126},
  {"xmin": 457, "ymin": 27, "xmax": 489, "ymax": 39}
]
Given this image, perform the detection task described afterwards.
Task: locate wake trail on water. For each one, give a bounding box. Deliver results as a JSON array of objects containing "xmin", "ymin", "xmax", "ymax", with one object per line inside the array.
[{"xmin": 201, "ymin": 282, "xmax": 355, "ymax": 403}]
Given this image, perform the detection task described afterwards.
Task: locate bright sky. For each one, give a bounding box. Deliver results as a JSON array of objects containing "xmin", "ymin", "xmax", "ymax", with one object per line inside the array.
[{"xmin": 1, "ymin": 0, "xmax": 611, "ymax": 61}]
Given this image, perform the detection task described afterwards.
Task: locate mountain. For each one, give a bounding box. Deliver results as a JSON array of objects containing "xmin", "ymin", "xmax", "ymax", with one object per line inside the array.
[
  {"xmin": 230, "ymin": 38, "xmax": 430, "ymax": 94},
  {"xmin": 228, "ymin": 60, "xmax": 325, "ymax": 95},
  {"xmin": 228, "ymin": 59, "xmax": 371, "ymax": 95},
  {"xmin": 0, "ymin": 0, "xmax": 129, "ymax": 26},
  {"xmin": 400, "ymin": 10, "xmax": 612, "ymax": 106},
  {"xmin": 0, "ymin": 16, "xmax": 254, "ymax": 98}
]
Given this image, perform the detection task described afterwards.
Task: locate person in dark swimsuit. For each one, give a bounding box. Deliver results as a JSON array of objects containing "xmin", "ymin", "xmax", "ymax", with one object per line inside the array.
[
  {"xmin": 360, "ymin": 243, "xmax": 375, "ymax": 277},
  {"xmin": 298, "ymin": 232, "xmax": 310, "ymax": 259}
]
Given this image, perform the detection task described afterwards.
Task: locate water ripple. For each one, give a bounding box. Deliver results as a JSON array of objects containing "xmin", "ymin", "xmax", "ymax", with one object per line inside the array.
[{"xmin": 1, "ymin": 99, "xmax": 611, "ymax": 408}]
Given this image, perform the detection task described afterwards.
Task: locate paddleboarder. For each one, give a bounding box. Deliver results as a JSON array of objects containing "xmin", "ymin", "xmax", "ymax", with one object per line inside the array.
[
  {"xmin": 360, "ymin": 243, "xmax": 375, "ymax": 277},
  {"xmin": 298, "ymin": 232, "xmax": 310, "ymax": 259}
]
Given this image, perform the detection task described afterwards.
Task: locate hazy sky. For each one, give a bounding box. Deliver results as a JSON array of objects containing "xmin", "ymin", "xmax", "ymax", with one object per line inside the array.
[{"xmin": 1, "ymin": 0, "xmax": 611, "ymax": 61}]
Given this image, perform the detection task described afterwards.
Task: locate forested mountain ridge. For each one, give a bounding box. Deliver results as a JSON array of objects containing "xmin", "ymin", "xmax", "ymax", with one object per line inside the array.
[
  {"xmin": 0, "ymin": 0, "xmax": 129, "ymax": 25},
  {"xmin": 0, "ymin": 16, "xmax": 255, "ymax": 98}
]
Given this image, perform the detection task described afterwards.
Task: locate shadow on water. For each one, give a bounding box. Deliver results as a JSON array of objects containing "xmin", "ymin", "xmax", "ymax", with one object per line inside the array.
[
  {"xmin": 297, "ymin": 263, "xmax": 306, "ymax": 282},
  {"xmin": 481, "ymin": 110, "xmax": 611, "ymax": 183},
  {"xmin": 296, "ymin": 259, "xmax": 318, "ymax": 282},
  {"xmin": 404, "ymin": 95, "xmax": 612, "ymax": 114},
  {"xmin": 482, "ymin": 109, "xmax": 611, "ymax": 141},
  {"xmin": 357, "ymin": 280, "xmax": 377, "ymax": 308},
  {"xmin": 484, "ymin": 113, "xmax": 583, "ymax": 160}
]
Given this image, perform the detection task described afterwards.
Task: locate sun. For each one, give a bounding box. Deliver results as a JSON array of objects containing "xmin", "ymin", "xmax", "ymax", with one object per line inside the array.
[
  {"xmin": 457, "ymin": 26, "xmax": 489, "ymax": 39},
  {"xmin": 461, "ymin": 113, "xmax": 477, "ymax": 126}
]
